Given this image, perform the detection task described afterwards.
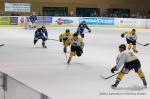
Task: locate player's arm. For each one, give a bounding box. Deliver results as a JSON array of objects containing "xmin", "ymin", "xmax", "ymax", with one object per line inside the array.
[
  {"xmin": 121, "ymin": 32, "xmax": 128, "ymax": 38},
  {"xmin": 59, "ymin": 33, "xmax": 64, "ymax": 42},
  {"xmin": 35, "ymin": 29, "xmax": 39, "ymax": 36},
  {"xmin": 77, "ymin": 24, "xmax": 81, "ymax": 32},
  {"xmin": 80, "ymin": 38, "xmax": 84, "ymax": 49},
  {"xmin": 85, "ymin": 25, "xmax": 91, "ymax": 32},
  {"xmin": 64, "ymin": 37, "xmax": 72, "ymax": 47},
  {"xmin": 111, "ymin": 53, "xmax": 126, "ymax": 73}
]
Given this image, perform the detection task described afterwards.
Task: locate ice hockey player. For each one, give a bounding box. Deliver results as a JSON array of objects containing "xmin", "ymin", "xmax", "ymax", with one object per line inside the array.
[
  {"xmin": 29, "ymin": 13, "xmax": 37, "ymax": 28},
  {"xmin": 59, "ymin": 29, "xmax": 72, "ymax": 53},
  {"xmin": 64, "ymin": 33, "xmax": 84, "ymax": 64},
  {"xmin": 121, "ymin": 29, "xmax": 138, "ymax": 53},
  {"xmin": 111, "ymin": 44, "xmax": 147, "ymax": 89},
  {"xmin": 77, "ymin": 21, "xmax": 91, "ymax": 38},
  {"xmin": 34, "ymin": 25, "xmax": 48, "ymax": 48}
]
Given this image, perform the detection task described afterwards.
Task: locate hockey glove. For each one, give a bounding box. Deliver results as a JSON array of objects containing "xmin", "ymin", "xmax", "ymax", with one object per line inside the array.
[
  {"xmin": 121, "ymin": 34, "xmax": 124, "ymax": 38},
  {"xmin": 111, "ymin": 66, "xmax": 117, "ymax": 73},
  {"xmin": 88, "ymin": 29, "xmax": 91, "ymax": 33},
  {"xmin": 59, "ymin": 39, "xmax": 62, "ymax": 42}
]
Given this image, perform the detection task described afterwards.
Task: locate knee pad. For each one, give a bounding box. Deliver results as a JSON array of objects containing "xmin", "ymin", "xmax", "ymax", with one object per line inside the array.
[
  {"xmin": 117, "ymin": 72, "xmax": 125, "ymax": 81},
  {"xmin": 137, "ymin": 70, "xmax": 145, "ymax": 79},
  {"xmin": 70, "ymin": 52, "xmax": 76, "ymax": 56},
  {"xmin": 128, "ymin": 43, "xmax": 132, "ymax": 50}
]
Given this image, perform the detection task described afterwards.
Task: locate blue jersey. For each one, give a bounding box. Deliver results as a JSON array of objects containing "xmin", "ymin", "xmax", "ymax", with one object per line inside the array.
[
  {"xmin": 77, "ymin": 23, "xmax": 90, "ymax": 33},
  {"xmin": 35, "ymin": 28, "xmax": 48, "ymax": 39},
  {"xmin": 30, "ymin": 15, "xmax": 37, "ymax": 23}
]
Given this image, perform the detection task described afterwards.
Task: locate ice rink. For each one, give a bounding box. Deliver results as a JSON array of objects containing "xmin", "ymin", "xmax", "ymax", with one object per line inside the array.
[{"xmin": 0, "ymin": 27, "xmax": 150, "ymax": 99}]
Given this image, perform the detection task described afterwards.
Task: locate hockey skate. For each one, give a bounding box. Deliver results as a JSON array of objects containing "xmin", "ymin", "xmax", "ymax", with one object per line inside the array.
[
  {"xmin": 142, "ymin": 78, "xmax": 147, "ymax": 88},
  {"xmin": 111, "ymin": 80, "xmax": 120, "ymax": 89},
  {"xmin": 133, "ymin": 49, "xmax": 138, "ymax": 53}
]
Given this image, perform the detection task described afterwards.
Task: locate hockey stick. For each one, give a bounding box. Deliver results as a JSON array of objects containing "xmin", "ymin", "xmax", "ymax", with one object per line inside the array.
[
  {"xmin": 48, "ymin": 38, "xmax": 59, "ymax": 41},
  {"xmin": 100, "ymin": 72, "xmax": 119, "ymax": 80},
  {"xmin": 136, "ymin": 42, "xmax": 149, "ymax": 46},
  {"xmin": 0, "ymin": 44, "xmax": 5, "ymax": 47}
]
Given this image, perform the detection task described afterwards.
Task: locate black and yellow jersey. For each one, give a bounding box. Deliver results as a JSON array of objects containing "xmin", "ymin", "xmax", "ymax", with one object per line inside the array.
[
  {"xmin": 64, "ymin": 36, "xmax": 84, "ymax": 48},
  {"xmin": 59, "ymin": 32, "xmax": 72, "ymax": 40}
]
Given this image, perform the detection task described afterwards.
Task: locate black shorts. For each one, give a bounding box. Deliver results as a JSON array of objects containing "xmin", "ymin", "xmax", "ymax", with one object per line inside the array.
[
  {"xmin": 123, "ymin": 59, "xmax": 141, "ymax": 72},
  {"xmin": 34, "ymin": 36, "xmax": 47, "ymax": 41},
  {"xmin": 80, "ymin": 34, "xmax": 84, "ymax": 38},
  {"xmin": 126, "ymin": 39, "xmax": 136, "ymax": 45},
  {"xmin": 71, "ymin": 46, "xmax": 83, "ymax": 56}
]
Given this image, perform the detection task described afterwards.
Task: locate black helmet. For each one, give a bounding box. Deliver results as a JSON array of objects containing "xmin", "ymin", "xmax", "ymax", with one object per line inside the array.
[
  {"xmin": 132, "ymin": 29, "xmax": 136, "ymax": 32},
  {"xmin": 42, "ymin": 25, "xmax": 46, "ymax": 29},
  {"xmin": 119, "ymin": 44, "xmax": 126, "ymax": 50},
  {"xmin": 66, "ymin": 29, "xmax": 70, "ymax": 33},
  {"xmin": 82, "ymin": 21, "xmax": 86, "ymax": 24},
  {"xmin": 73, "ymin": 32, "xmax": 78, "ymax": 37}
]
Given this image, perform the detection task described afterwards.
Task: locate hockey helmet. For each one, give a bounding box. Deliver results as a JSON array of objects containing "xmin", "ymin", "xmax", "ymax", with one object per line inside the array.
[
  {"xmin": 42, "ymin": 25, "xmax": 46, "ymax": 29},
  {"xmin": 82, "ymin": 21, "xmax": 86, "ymax": 24},
  {"xmin": 66, "ymin": 29, "xmax": 70, "ymax": 33},
  {"xmin": 73, "ymin": 32, "xmax": 78, "ymax": 37},
  {"xmin": 119, "ymin": 44, "xmax": 126, "ymax": 50},
  {"xmin": 132, "ymin": 29, "xmax": 136, "ymax": 32}
]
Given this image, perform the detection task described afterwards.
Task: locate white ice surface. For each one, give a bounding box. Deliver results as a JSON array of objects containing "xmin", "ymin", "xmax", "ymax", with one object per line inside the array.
[{"xmin": 0, "ymin": 27, "xmax": 150, "ymax": 99}]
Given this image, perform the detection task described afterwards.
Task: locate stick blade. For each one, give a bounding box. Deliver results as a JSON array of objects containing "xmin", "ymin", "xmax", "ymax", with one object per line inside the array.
[
  {"xmin": 144, "ymin": 43, "xmax": 149, "ymax": 46},
  {"xmin": 100, "ymin": 75, "xmax": 108, "ymax": 79},
  {"xmin": 0, "ymin": 44, "xmax": 5, "ymax": 47}
]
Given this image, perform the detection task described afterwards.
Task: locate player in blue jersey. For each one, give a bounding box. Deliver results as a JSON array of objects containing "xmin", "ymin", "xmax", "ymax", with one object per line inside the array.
[
  {"xmin": 29, "ymin": 13, "xmax": 37, "ymax": 28},
  {"xmin": 34, "ymin": 25, "xmax": 48, "ymax": 48},
  {"xmin": 77, "ymin": 21, "xmax": 91, "ymax": 38}
]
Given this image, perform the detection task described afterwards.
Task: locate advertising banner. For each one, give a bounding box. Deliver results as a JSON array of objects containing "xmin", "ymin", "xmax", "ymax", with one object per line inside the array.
[
  {"xmin": 146, "ymin": 19, "xmax": 150, "ymax": 28},
  {"xmin": 79, "ymin": 17, "xmax": 115, "ymax": 26},
  {"xmin": 10, "ymin": 17, "xmax": 18, "ymax": 25},
  {"xmin": 0, "ymin": 16, "xmax": 10, "ymax": 25},
  {"xmin": 52, "ymin": 17, "xmax": 79, "ymax": 25},
  {"xmin": 18, "ymin": 16, "xmax": 28, "ymax": 25},
  {"xmin": 5, "ymin": 3, "xmax": 31, "ymax": 12},
  {"xmin": 115, "ymin": 18, "xmax": 147, "ymax": 28},
  {"xmin": 37, "ymin": 16, "xmax": 52, "ymax": 24}
]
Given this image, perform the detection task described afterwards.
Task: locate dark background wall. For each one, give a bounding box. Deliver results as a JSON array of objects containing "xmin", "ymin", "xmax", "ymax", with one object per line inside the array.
[{"xmin": 0, "ymin": 0, "xmax": 149, "ymax": 16}]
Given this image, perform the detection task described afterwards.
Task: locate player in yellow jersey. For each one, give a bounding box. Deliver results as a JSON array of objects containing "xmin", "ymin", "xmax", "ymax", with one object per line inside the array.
[
  {"xmin": 111, "ymin": 44, "xmax": 147, "ymax": 88},
  {"xmin": 64, "ymin": 33, "xmax": 84, "ymax": 64},
  {"xmin": 59, "ymin": 29, "xmax": 72, "ymax": 53},
  {"xmin": 121, "ymin": 29, "xmax": 138, "ymax": 53}
]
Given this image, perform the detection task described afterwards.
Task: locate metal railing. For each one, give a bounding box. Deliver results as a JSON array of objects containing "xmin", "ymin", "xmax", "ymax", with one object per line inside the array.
[{"xmin": 0, "ymin": 71, "xmax": 51, "ymax": 99}]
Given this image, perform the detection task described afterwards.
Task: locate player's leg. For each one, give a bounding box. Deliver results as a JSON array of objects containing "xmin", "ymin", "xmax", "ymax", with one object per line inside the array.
[
  {"xmin": 67, "ymin": 46, "xmax": 76, "ymax": 64},
  {"xmin": 126, "ymin": 39, "xmax": 132, "ymax": 50},
  {"xmin": 34, "ymin": 37, "xmax": 38, "ymax": 45},
  {"xmin": 132, "ymin": 42, "xmax": 138, "ymax": 53},
  {"xmin": 76, "ymin": 46, "xmax": 83, "ymax": 57},
  {"xmin": 134, "ymin": 60, "xmax": 147, "ymax": 87},
  {"xmin": 80, "ymin": 33, "xmax": 84, "ymax": 38},
  {"xmin": 128, "ymin": 43, "xmax": 132, "ymax": 50},
  {"xmin": 42, "ymin": 38, "xmax": 47, "ymax": 48},
  {"xmin": 63, "ymin": 38, "xmax": 67, "ymax": 53},
  {"xmin": 112, "ymin": 63, "xmax": 131, "ymax": 88}
]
